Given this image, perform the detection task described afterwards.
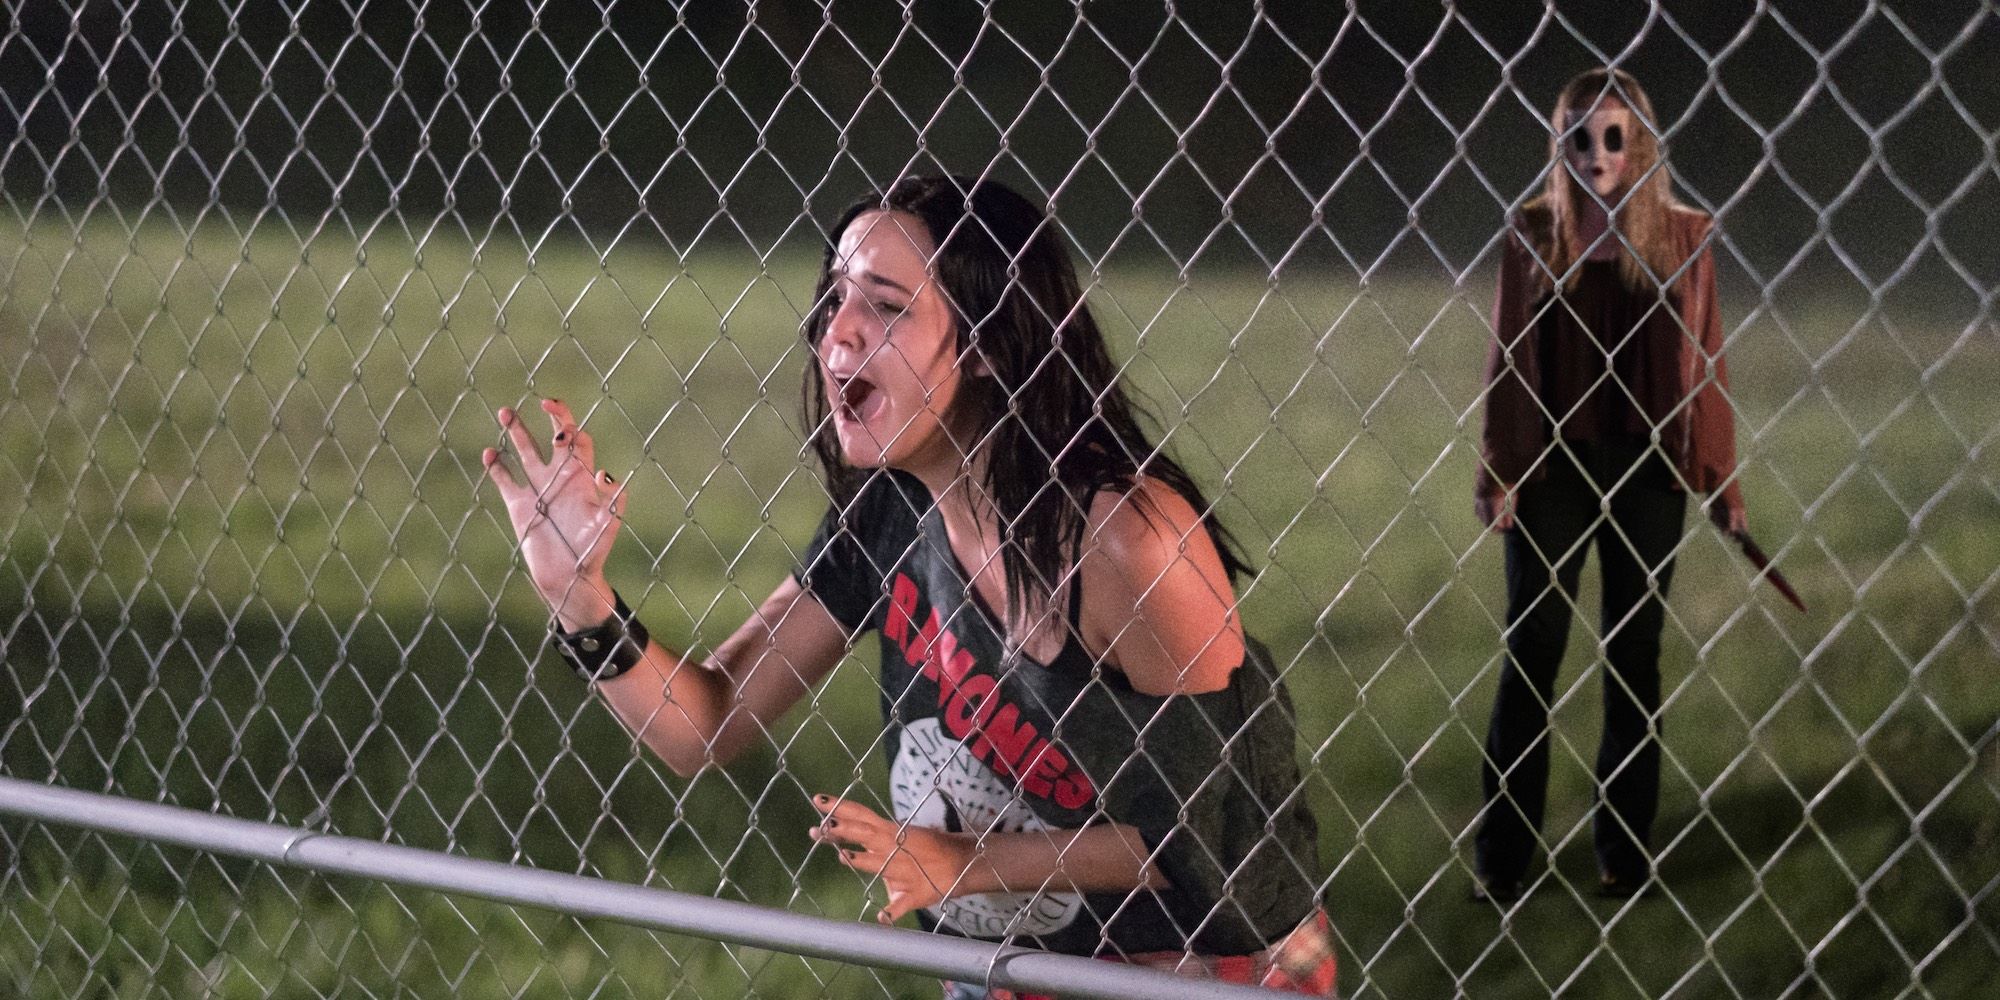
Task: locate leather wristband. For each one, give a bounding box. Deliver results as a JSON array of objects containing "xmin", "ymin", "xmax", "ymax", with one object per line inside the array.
[{"xmin": 551, "ymin": 591, "xmax": 649, "ymax": 682}]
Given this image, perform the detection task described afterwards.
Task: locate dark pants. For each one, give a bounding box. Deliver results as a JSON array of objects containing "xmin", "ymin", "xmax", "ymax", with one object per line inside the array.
[{"xmin": 1476, "ymin": 439, "xmax": 1686, "ymax": 886}]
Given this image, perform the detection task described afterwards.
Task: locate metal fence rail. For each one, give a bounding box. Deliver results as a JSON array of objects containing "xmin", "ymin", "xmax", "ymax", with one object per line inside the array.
[
  {"xmin": 2, "ymin": 2, "xmax": 1995, "ymax": 998},
  {"xmin": 0, "ymin": 776, "xmax": 1284, "ymax": 1000}
]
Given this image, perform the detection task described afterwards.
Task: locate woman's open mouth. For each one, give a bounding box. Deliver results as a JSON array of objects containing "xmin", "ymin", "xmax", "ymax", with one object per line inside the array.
[{"xmin": 835, "ymin": 375, "xmax": 887, "ymax": 427}]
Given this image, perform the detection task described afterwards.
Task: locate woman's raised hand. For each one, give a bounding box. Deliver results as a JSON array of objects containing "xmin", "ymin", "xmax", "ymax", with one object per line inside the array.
[{"xmin": 482, "ymin": 398, "xmax": 626, "ymax": 630}]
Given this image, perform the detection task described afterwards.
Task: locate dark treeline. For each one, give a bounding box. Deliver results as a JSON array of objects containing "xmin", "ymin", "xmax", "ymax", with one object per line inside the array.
[{"xmin": 3, "ymin": 1, "xmax": 1993, "ymax": 291}]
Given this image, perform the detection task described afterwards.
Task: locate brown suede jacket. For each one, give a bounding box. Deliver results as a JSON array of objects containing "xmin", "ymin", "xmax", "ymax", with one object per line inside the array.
[{"xmin": 1475, "ymin": 204, "xmax": 1745, "ymax": 524}]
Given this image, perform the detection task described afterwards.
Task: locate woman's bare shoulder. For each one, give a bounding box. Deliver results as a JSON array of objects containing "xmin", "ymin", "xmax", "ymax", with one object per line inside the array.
[
  {"xmin": 1081, "ymin": 476, "xmax": 1209, "ymax": 560},
  {"xmin": 1075, "ymin": 476, "xmax": 1243, "ymax": 695}
]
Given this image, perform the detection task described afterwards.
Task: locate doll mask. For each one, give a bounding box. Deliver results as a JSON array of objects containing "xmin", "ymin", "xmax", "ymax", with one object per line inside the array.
[{"xmin": 1563, "ymin": 103, "xmax": 1634, "ymax": 199}]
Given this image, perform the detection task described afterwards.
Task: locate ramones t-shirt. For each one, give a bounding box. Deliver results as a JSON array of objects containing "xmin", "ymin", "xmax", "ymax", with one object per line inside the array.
[{"xmin": 793, "ymin": 469, "xmax": 1322, "ymax": 958}]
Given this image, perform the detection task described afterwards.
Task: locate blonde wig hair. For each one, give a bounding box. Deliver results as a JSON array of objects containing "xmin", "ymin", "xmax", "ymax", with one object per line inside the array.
[{"xmin": 1524, "ymin": 68, "xmax": 1687, "ymax": 293}]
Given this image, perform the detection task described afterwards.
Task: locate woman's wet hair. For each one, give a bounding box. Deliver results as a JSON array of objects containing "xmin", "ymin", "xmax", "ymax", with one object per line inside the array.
[{"xmin": 803, "ymin": 174, "xmax": 1250, "ymax": 625}]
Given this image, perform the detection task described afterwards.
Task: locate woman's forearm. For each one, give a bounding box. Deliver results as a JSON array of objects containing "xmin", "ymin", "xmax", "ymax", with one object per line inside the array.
[
  {"xmin": 539, "ymin": 571, "xmax": 733, "ymax": 773},
  {"xmin": 591, "ymin": 577, "xmax": 849, "ymax": 777},
  {"xmin": 954, "ymin": 822, "xmax": 1168, "ymax": 898},
  {"xmin": 596, "ymin": 641, "xmax": 735, "ymax": 775}
]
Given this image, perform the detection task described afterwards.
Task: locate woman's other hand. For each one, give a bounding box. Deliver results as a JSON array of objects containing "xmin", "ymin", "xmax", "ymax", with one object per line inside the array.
[
  {"xmin": 483, "ymin": 398, "xmax": 626, "ymax": 630},
  {"xmin": 810, "ymin": 794, "xmax": 973, "ymax": 926}
]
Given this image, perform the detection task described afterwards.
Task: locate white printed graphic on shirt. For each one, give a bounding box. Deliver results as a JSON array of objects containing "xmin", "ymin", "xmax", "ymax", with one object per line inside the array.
[{"xmin": 890, "ymin": 717, "xmax": 1086, "ymax": 938}]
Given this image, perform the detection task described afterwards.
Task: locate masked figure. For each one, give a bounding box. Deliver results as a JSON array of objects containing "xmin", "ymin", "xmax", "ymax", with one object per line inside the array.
[{"xmin": 1472, "ymin": 69, "xmax": 1747, "ymax": 904}]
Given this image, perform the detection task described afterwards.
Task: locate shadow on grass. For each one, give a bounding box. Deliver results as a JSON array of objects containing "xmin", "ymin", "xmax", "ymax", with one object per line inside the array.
[
  {"xmin": 0, "ymin": 582, "xmax": 863, "ymax": 900},
  {"xmin": 1548, "ymin": 717, "xmax": 1999, "ymax": 1000},
  {"xmin": 0, "ymin": 582, "xmax": 919, "ymax": 997},
  {"xmin": 6, "ymin": 579, "xmax": 1995, "ymax": 999}
]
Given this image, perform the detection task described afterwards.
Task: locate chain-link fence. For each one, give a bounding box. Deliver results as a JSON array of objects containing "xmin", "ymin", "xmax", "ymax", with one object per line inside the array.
[{"xmin": 2, "ymin": 2, "xmax": 1995, "ymax": 998}]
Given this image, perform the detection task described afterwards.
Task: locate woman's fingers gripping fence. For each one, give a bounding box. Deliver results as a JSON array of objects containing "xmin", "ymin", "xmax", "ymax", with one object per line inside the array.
[
  {"xmin": 810, "ymin": 794, "xmax": 961, "ymax": 926},
  {"xmin": 542, "ymin": 396, "xmax": 598, "ymax": 471}
]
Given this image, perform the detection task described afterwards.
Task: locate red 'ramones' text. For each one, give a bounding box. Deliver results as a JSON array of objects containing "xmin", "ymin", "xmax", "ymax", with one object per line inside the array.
[{"xmin": 883, "ymin": 572, "xmax": 1095, "ymax": 811}]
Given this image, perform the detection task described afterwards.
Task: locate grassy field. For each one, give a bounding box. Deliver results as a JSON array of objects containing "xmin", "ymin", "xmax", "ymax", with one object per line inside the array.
[{"xmin": 1, "ymin": 210, "xmax": 1995, "ymax": 999}]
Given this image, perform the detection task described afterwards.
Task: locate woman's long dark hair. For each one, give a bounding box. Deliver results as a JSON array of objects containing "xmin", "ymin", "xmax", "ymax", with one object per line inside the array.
[{"xmin": 803, "ymin": 174, "xmax": 1250, "ymax": 625}]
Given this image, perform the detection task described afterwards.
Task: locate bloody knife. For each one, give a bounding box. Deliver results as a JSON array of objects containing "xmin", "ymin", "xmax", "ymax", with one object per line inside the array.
[{"xmin": 1731, "ymin": 530, "xmax": 1806, "ymax": 613}]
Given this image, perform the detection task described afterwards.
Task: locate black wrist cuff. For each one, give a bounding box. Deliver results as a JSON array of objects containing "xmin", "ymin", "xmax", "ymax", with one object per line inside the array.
[{"xmin": 551, "ymin": 591, "xmax": 650, "ymax": 682}]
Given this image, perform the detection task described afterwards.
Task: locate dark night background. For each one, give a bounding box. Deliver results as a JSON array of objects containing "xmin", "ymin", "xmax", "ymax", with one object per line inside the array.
[{"xmin": 4, "ymin": 0, "xmax": 1995, "ymax": 302}]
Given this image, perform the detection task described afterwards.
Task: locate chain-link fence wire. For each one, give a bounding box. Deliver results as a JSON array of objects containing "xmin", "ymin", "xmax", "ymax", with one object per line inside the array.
[{"xmin": 1, "ymin": 1, "xmax": 1995, "ymax": 997}]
